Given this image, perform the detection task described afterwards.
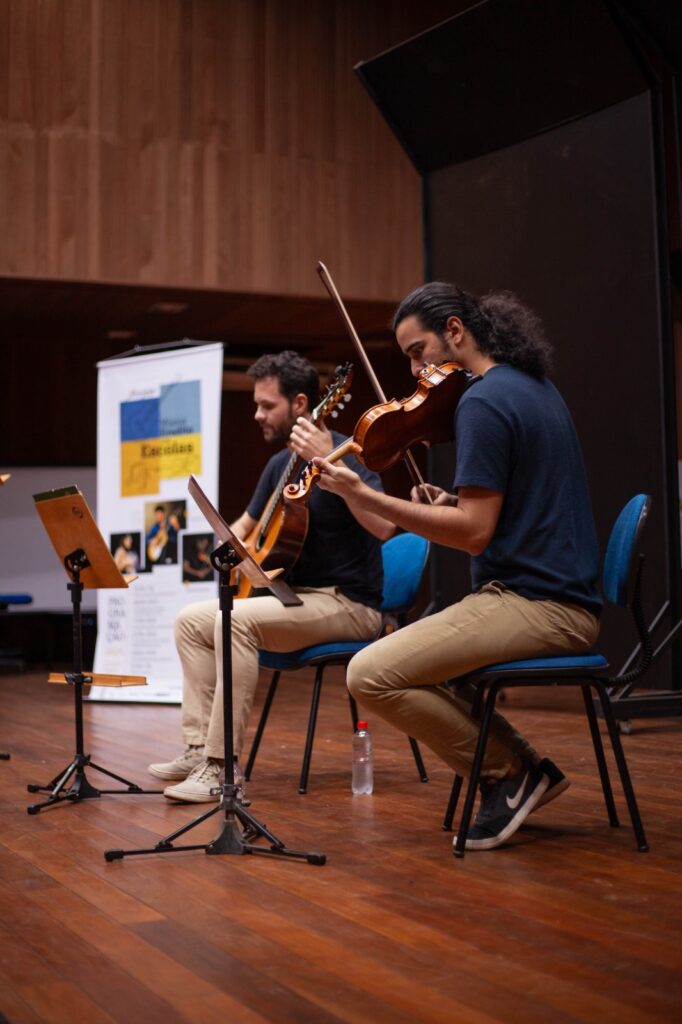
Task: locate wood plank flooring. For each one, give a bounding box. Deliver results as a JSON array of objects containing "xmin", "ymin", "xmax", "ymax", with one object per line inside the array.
[{"xmin": 1, "ymin": 668, "xmax": 681, "ymax": 1024}]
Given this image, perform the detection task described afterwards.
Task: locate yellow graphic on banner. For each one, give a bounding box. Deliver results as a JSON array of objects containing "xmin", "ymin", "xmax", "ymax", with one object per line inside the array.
[{"xmin": 121, "ymin": 434, "xmax": 201, "ymax": 497}]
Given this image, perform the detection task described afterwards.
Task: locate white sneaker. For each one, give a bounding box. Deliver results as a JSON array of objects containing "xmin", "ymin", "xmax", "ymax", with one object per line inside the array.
[
  {"xmin": 148, "ymin": 746, "xmax": 205, "ymax": 781},
  {"xmin": 164, "ymin": 759, "xmax": 223, "ymax": 802}
]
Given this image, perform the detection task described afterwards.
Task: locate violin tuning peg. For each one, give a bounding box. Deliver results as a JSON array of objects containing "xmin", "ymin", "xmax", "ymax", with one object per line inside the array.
[
  {"xmin": 331, "ymin": 410, "xmax": 338, "ymax": 418},
  {"xmin": 344, "ymin": 394, "xmax": 352, "ymax": 402}
]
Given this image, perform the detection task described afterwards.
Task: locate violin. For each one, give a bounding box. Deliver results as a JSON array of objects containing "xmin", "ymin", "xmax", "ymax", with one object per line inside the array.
[{"xmin": 284, "ymin": 361, "xmax": 469, "ymax": 504}]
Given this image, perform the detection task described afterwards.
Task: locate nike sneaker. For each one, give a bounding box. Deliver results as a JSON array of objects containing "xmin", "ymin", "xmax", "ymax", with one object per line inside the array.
[
  {"xmin": 455, "ymin": 760, "xmax": 548, "ymax": 851},
  {"xmin": 533, "ymin": 758, "xmax": 570, "ymax": 811}
]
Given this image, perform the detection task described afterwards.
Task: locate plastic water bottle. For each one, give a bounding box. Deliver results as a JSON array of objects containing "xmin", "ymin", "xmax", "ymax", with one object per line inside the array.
[{"xmin": 352, "ymin": 721, "xmax": 374, "ymax": 795}]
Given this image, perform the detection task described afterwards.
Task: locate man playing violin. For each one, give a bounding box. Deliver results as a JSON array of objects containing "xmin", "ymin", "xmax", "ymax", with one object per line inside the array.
[
  {"xmin": 148, "ymin": 350, "xmax": 394, "ymax": 802},
  {"xmin": 311, "ymin": 283, "xmax": 602, "ymax": 851}
]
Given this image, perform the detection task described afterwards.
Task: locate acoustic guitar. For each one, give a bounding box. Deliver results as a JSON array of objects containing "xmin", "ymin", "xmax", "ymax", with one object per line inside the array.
[
  {"xmin": 147, "ymin": 524, "xmax": 168, "ymax": 563},
  {"xmin": 236, "ymin": 363, "xmax": 353, "ymax": 598}
]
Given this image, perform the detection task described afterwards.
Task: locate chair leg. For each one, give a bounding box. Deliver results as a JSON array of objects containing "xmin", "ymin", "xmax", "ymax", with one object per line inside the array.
[
  {"xmin": 580, "ymin": 684, "xmax": 619, "ymax": 827},
  {"xmin": 593, "ymin": 680, "xmax": 649, "ymax": 852},
  {"xmin": 408, "ymin": 737, "xmax": 429, "ymax": 782},
  {"xmin": 244, "ymin": 671, "xmax": 281, "ymax": 781},
  {"xmin": 348, "ymin": 692, "xmax": 359, "ymax": 732},
  {"xmin": 453, "ymin": 685, "xmax": 498, "ymax": 858},
  {"xmin": 442, "ymin": 774, "xmax": 463, "ymax": 831},
  {"xmin": 299, "ymin": 664, "xmax": 325, "ymax": 794}
]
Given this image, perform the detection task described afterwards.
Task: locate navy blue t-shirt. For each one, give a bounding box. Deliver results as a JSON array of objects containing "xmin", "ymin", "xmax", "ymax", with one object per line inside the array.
[
  {"xmin": 247, "ymin": 431, "xmax": 383, "ymax": 608},
  {"xmin": 453, "ymin": 365, "xmax": 601, "ymax": 614}
]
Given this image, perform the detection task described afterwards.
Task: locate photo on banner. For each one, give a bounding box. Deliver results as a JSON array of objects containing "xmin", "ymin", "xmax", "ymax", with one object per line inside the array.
[{"xmin": 90, "ymin": 343, "xmax": 223, "ymax": 702}]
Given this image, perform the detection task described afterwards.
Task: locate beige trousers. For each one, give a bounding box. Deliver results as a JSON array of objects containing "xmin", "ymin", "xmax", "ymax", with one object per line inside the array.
[
  {"xmin": 175, "ymin": 588, "xmax": 381, "ymax": 759},
  {"xmin": 346, "ymin": 583, "xmax": 600, "ymax": 780}
]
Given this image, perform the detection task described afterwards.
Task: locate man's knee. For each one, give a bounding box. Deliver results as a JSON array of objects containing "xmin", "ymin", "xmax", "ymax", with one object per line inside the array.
[
  {"xmin": 174, "ymin": 600, "xmax": 216, "ymax": 648},
  {"xmin": 347, "ymin": 647, "xmax": 384, "ymax": 704},
  {"xmin": 174, "ymin": 602, "xmax": 195, "ymax": 644}
]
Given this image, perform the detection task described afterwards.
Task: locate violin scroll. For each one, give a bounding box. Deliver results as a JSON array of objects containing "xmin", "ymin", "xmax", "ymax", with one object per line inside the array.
[{"xmin": 284, "ymin": 439, "xmax": 361, "ymax": 505}]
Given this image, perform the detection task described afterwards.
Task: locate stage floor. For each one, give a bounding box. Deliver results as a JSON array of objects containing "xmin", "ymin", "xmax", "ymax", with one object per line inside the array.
[{"xmin": 1, "ymin": 668, "xmax": 681, "ymax": 1023}]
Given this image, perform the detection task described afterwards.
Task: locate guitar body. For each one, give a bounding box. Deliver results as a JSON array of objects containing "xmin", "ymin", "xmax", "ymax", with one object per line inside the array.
[
  {"xmin": 147, "ymin": 527, "xmax": 168, "ymax": 563},
  {"xmin": 236, "ymin": 499, "xmax": 309, "ymax": 599}
]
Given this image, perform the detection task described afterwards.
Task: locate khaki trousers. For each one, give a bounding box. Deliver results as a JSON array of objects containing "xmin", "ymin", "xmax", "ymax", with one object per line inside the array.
[
  {"xmin": 175, "ymin": 588, "xmax": 381, "ymax": 759},
  {"xmin": 346, "ymin": 583, "xmax": 599, "ymax": 780}
]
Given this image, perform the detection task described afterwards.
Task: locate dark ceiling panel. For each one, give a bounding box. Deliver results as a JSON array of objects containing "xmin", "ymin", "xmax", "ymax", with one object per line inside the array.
[
  {"xmin": 355, "ymin": 0, "xmax": 651, "ymax": 172},
  {"xmin": 0, "ymin": 276, "xmax": 396, "ymax": 365}
]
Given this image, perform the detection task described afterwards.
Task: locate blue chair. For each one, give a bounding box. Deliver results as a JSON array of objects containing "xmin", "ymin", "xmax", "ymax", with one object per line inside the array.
[
  {"xmin": 445, "ymin": 494, "xmax": 652, "ymax": 857},
  {"xmin": 245, "ymin": 532, "xmax": 430, "ymax": 793}
]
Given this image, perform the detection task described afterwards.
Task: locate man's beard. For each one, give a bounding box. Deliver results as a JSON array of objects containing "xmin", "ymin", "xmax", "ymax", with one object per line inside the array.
[{"xmin": 263, "ymin": 417, "xmax": 295, "ymax": 446}]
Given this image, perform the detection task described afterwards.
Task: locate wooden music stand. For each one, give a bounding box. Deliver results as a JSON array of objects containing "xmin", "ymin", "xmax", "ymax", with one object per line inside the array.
[
  {"xmin": 104, "ymin": 475, "xmax": 326, "ymax": 866},
  {"xmin": 27, "ymin": 485, "xmax": 162, "ymax": 813}
]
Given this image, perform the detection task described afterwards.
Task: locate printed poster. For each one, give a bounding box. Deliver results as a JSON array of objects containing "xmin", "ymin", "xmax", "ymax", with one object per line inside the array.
[{"xmin": 90, "ymin": 343, "xmax": 223, "ymax": 702}]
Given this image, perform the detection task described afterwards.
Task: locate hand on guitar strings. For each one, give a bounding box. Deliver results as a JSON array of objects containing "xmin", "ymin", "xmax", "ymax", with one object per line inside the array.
[{"xmin": 289, "ymin": 417, "xmax": 335, "ymax": 462}]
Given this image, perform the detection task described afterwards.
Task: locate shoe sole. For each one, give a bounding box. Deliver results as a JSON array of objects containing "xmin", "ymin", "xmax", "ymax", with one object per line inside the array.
[
  {"xmin": 458, "ymin": 774, "xmax": 549, "ymax": 851},
  {"xmin": 148, "ymin": 767, "xmax": 196, "ymax": 780},
  {"xmin": 163, "ymin": 788, "xmax": 220, "ymax": 803},
  {"xmin": 533, "ymin": 776, "xmax": 570, "ymax": 811}
]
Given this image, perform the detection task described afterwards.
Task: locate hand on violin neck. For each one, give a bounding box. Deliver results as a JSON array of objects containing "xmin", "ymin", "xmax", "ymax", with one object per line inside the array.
[
  {"xmin": 310, "ymin": 456, "xmax": 363, "ymax": 499},
  {"xmin": 288, "ymin": 417, "xmax": 334, "ymax": 462}
]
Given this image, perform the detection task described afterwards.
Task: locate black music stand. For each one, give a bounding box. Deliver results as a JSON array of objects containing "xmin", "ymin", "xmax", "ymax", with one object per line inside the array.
[
  {"xmin": 27, "ymin": 486, "xmax": 162, "ymax": 813},
  {"xmin": 104, "ymin": 476, "xmax": 326, "ymax": 865}
]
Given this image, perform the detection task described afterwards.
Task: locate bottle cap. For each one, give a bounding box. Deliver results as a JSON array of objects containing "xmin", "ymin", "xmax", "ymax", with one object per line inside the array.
[{"xmin": 357, "ymin": 721, "xmax": 368, "ymax": 730}]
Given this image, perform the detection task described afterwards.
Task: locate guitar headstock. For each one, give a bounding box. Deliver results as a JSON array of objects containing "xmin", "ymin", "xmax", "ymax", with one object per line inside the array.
[{"xmin": 313, "ymin": 362, "xmax": 353, "ymax": 423}]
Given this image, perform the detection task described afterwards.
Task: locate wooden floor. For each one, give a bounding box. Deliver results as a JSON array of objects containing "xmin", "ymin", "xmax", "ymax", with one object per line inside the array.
[{"xmin": 1, "ymin": 668, "xmax": 681, "ymax": 1024}]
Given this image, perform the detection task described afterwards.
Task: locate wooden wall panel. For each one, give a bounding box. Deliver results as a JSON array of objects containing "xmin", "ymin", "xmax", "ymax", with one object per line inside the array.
[{"xmin": 0, "ymin": 0, "xmax": 461, "ymax": 300}]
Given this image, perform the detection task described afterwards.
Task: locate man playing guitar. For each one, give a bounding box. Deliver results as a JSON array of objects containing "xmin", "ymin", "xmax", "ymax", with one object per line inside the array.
[{"xmin": 148, "ymin": 350, "xmax": 394, "ymax": 802}]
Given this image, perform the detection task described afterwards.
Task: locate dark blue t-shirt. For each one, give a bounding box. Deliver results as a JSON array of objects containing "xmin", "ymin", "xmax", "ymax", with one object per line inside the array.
[
  {"xmin": 453, "ymin": 365, "xmax": 601, "ymax": 614},
  {"xmin": 247, "ymin": 432, "xmax": 384, "ymax": 608}
]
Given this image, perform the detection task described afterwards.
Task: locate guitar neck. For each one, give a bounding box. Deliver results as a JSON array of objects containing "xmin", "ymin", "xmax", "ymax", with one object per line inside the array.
[{"xmin": 257, "ymin": 449, "xmax": 304, "ymax": 540}]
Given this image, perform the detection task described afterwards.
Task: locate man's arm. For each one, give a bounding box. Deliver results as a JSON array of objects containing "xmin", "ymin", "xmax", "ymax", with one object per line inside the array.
[
  {"xmin": 311, "ymin": 459, "xmax": 502, "ymax": 555},
  {"xmin": 230, "ymin": 511, "xmax": 257, "ymax": 541},
  {"xmin": 289, "ymin": 418, "xmax": 395, "ymax": 541},
  {"xmin": 343, "ymin": 491, "xmax": 395, "ymax": 542}
]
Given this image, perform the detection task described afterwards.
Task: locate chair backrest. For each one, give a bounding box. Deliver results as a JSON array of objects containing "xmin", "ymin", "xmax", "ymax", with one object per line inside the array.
[
  {"xmin": 603, "ymin": 494, "xmax": 651, "ymax": 607},
  {"xmin": 381, "ymin": 532, "xmax": 429, "ymax": 613}
]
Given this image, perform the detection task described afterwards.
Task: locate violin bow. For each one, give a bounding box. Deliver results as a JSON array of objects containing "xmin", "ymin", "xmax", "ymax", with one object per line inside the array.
[{"xmin": 316, "ymin": 261, "xmax": 432, "ymax": 501}]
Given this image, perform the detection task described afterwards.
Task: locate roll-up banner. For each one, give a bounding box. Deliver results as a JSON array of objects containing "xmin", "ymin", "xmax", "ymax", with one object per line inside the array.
[{"xmin": 90, "ymin": 343, "xmax": 223, "ymax": 702}]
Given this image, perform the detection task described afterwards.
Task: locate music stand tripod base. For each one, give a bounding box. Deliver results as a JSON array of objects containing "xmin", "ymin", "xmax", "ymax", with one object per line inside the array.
[
  {"xmin": 104, "ymin": 783, "xmax": 325, "ymax": 865},
  {"xmin": 28, "ymin": 488, "xmax": 164, "ymax": 813},
  {"xmin": 104, "ymin": 477, "xmax": 326, "ymax": 867}
]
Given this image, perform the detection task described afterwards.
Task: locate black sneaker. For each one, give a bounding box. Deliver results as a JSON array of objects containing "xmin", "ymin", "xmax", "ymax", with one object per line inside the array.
[
  {"xmin": 533, "ymin": 758, "xmax": 570, "ymax": 812},
  {"xmin": 455, "ymin": 761, "xmax": 549, "ymax": 851}
]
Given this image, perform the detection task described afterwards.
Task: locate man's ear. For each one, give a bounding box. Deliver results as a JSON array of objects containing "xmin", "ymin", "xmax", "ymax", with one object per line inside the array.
[
  {"xmin": 291, "ymin": 392, "xmax": 309, "ymax": 418},
  {"xmin": 444, "ymin": 315, "xmax": 465, "ymax": 344}
]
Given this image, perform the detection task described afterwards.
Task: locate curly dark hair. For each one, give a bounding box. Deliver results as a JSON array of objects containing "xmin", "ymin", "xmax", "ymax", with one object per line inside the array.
[
  {"xmin": 392, "ymin": 282, "xmax": 553, "ymax": 379},
  {"xmin": 246, "ymin": 350, "xmax": 320, "ymax": 411}
]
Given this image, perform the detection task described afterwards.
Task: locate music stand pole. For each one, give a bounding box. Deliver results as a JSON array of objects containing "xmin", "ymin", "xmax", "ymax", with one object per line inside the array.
[
  {"xmin": 104, "ymin": 540, "xmax": 325, "ymax": 864},
  {"xmin": 105, "ymin": 474, "xmax": 325, "ymax": 864},
  {"xmin": 28, "ymin": 548, "xmax": 163, "ymax": 813}
]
